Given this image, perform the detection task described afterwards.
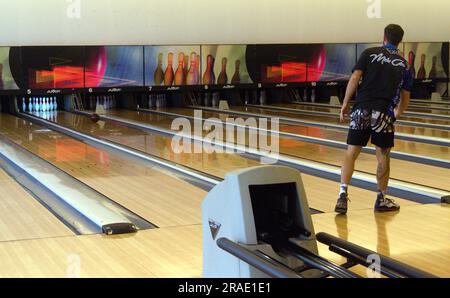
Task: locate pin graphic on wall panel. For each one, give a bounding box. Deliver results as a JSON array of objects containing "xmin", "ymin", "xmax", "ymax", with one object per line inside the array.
[
  {"xmin": 164, "ymin": 52, "xmax": 174, "ymax": 86},
  {"xmin": 174, "ymin": 52, "xmax": 185, "ymax": 85},
  {"xmin": 186, "ymin": 52, "xmax": 198, "ymax": 85},
  {"xmin": 429, "ymin": 56, "xmax": 437, "ymax": 78},
  {"xmin": 231, "ymin": 59, "xmax": 241, "ymax": 84},
  {"xmin": 203, "ymin": 55, "xmax": 215, "ymax": 85},
  {"xmin": 0, "ymin": 64, "xmax": 3, "ymax": 89},
  {"xmin": 154, "ymin": 53, "xmax": 164, "ymax": 85},
  {"xmin": 195, "ymin": 54, "xmax": 200, "ymax": 84},
  {"xmin": 417, "ymin": 54, "xmax": 426, "ymax": 79},
  {"xmin": 183, "ymin": 54, "xmax": 190, "ymax": 85},
  {"xmin": 217, "ymin": 57, "xmax": 228, "ymax": 85},
  {"xmin": 408, "ymin": 51, "xmax": 416, "ymax": 78}
]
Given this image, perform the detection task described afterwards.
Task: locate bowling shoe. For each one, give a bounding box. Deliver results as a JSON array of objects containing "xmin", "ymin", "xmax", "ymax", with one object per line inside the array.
[{"xmin": 335, "ymin": 193, "xmax": 349, "ymax": 214}]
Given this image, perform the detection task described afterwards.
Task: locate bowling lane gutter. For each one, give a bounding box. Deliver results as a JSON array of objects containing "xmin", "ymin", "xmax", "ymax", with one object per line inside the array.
[
  {"xmin": 0, "ymin": 133, "xmax": 153, "ymax": 235},
  {"xmin": 246, "ymin": 104, "xmax": 450, "ymax": 128},
  {"xmin": 136, "ymin": 108, "xmax": 450, "ymax": 169},
  {"xmin": 75, "ymin": 110, "xmax": 450, "ymax": 204},
  {"xmin": 291, "ymin": 101, "xmax": 450, "ymax": 112},
  {"xmin": 188, "ymin": 106, "xmax": 450, "ymax": 147}
]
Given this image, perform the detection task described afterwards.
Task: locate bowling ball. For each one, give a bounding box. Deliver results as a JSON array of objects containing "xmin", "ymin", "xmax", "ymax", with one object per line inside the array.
[{"xmin": 90, "ymin": 113, "xmax": 100, "ymax": 123}]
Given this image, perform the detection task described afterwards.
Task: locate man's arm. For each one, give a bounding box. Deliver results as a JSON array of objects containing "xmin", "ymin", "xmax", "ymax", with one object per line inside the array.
[
  {"xmin": 394, "ymin": 67, "xmax": 413, "ymax": 119},
  {"xmin": 394, "ymin": 90, "xmax": 410, "ymax": 119},
  {"xmin": 340, "ymin": 70, "xmax": 363, "ymax": 122}
]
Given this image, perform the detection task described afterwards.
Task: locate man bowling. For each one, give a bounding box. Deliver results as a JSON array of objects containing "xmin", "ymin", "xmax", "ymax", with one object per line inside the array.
[{"xmin": 336, "ymin": 24, "xmax": 413, "ymax": 214}]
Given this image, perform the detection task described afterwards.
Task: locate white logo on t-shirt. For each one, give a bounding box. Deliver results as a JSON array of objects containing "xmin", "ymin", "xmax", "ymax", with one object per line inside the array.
[{"xmin": 369, "ymin": 53, "xmax": 406, "ymax": 67}]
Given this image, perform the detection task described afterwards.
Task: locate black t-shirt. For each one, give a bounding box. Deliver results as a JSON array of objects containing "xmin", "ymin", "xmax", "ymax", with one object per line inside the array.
[{"xmin": 353, "ymin": 46, "xmax": 413, "ymax": 113}]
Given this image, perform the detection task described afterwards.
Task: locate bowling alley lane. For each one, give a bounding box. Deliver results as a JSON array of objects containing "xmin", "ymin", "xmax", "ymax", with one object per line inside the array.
[
  {"xmin": 231, "ymin": 106, "xmax": 450, "ymax": 139},
  {"xmin": 102, "ymin": 109, "xmax": 449, "ymax": 190},
  {"xmin": 0, "ymin": 114, "xmax": 206, "ymax": 228},
  {"xmin": 129, "ymin": 107, "xmax": 450, "ymax": 161},
  {"xmin": 270, "ymin": 103, "xmax": 450, "ymax": 123},
  {"xmin": 0, "ymin": 167, "xmax": 74, "ymax": 242},
  {"xmin": 35, "ymin": 110, "xmax": 419, "ymax": 213}
]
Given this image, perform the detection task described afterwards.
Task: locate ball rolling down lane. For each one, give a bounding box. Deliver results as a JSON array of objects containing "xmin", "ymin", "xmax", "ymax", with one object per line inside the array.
[{"xmin": 90, "ymin": 113, "xmax": 100, "ymax": 123}]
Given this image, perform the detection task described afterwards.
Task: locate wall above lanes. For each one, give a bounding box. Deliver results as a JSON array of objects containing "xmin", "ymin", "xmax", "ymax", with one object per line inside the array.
[{"xmin": 1, "ymin": 0, "xmax": 449, "ymax": 46}]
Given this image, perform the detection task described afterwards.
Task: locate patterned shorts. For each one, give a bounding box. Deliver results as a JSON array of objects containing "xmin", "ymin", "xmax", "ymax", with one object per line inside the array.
[{"xmin": 347, "ymin": 108, "xmax": 396, "ymax": 148}]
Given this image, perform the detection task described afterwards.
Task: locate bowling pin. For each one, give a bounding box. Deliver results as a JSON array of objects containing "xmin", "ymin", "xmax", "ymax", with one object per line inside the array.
[
  {"xmin": 231, "ymin": 60, "xmax": 241, "ymax": 84},
  {"xmin": 28, "ymin": 97, "xmax": 33, "ymax": 112},
  {"xmin": 408, "ymin": 51, "xmax": 416, "ymax": 79},
  {"xmin": 36, "ymin": 98, "xmax": 40, "ymax": 112},
  {"xmin": 311, "ymin": 89, "xmax": 316, "ymax": 103},
  {"xmin": 0, "ymin": 64, "xmax": 3, "ymax": 89},
  {"xmin": 212, "ymin": 92, "xmax": 219, "ymax": 108},
  {"xmin": 54, "ymin": 97, "xmax": 58, "ymax": 111},
  {"xmin": 204, "ymin": 92, "xmax": 211, "ymax": 107},
  {"xmin": 183, "ymin": 54, "xmax": 189, "ymax": 85},
  {"xmin": 156, "ymin": 95, "xmax": 160, "ymax": 108},
  {"xmin": 174, "ymin": 52, "xmax": 185, "ymax": 85},
  {"xmin": 202, "ymin": 55, "xmax": 215, "ymax": 85},
  {"xmin": 164, "ymin": 52, "xmax": 174, "ymax": 86},
  {"xmin": 417, "ymin": 54, "xmax": 426, "ymax": 79},
  {"xmin": 154, "ymin": 53, "xmax": 164, "ymax": 85},
  {"xmin": 22, "ymin": 97, "xmax": 26, "ymax": 112},
  {"xmin": 217, "ymin": 57, "xmax": 228, "ymax": 85},
  {"xmin": 49, "ymin": 97, "xmax": 54, "ymax": 111},
  {"xmin": 196, "ymin": 54, "xmax": 200, "ymax": 84},
  {"xmin": 186, "ymin": 52, "xmax": 198, "ymax": 85},
  {"xmin": 429, "ymin": 56, "xmax": 437, "ymax": 78}
]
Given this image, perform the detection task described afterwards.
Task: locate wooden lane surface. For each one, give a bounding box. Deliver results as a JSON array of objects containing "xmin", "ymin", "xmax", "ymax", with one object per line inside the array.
[
  {"xmin": 0, "ymin": 204, "xmax": 448, "ymax": 277},
  {"xmin": 107, "ymin": 110, "xmax": 450, "ymax": 191},
  {"xmin": 0, "ymin": 225, "xmax": 202, "ymax": 277},
  {"xmin": 0, "ymin": 114, "xmax": 206, "ymax": 228},
  {"xmin": 48, "ymin": 111, "xmax": 416, "ymax": 213},
  {"xmin": 0, "ymin": 167, "xmax": 74, "ymax": 242},
  {"xmin": 313, "ymin": 204, "xmax": 450, "ymax": 277},
  {"xmin": 151, "ymin": 107, "xmax": 450, "ymax": 161},
  {"xmin": 232, "ymin": 106, "xmax": 450, "ymax": 139}
]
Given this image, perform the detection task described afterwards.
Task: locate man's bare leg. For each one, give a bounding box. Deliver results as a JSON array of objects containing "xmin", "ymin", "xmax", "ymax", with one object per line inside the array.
[
  {"xmin": 375, "ymin": 146, "xmax": 391, "ymax": 194},
  {"xmin": 374, "ymin": 146, "xmax": 400, "ymax": 212},
  {"xmin": 341, "ymin": 145, "xmax": 363, "ymax": 185},
  {"xmin": 335, "ymin": 145, "xmax": 362, "ymax": 214}
]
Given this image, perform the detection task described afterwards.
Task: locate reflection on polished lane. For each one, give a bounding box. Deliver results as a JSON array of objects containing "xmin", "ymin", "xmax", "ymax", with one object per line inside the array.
[
  {"xmin": 231, "ymin": 105, "xmax": 450, "ymax": 139},
  {"xmin": 0, "ymin": 114, "xmax": 206, "ymax": 228},
  {"xmin": 132, "ymin": 107, "xmax": 450, "ymax": 161},
  {"xmin": 102, "ymin": 109, "xmax": 450, "ymax": 191},
  {"xmin": 34, "ymin": 111, "xmax": 416, "ymax": 213},
  {"xmin": 274, "ymin": 102, "xmax": 450, "ymax": 120},
  {"xmin": 313, "ymin": 204, "xmax": 450, "ymax": 277}
]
